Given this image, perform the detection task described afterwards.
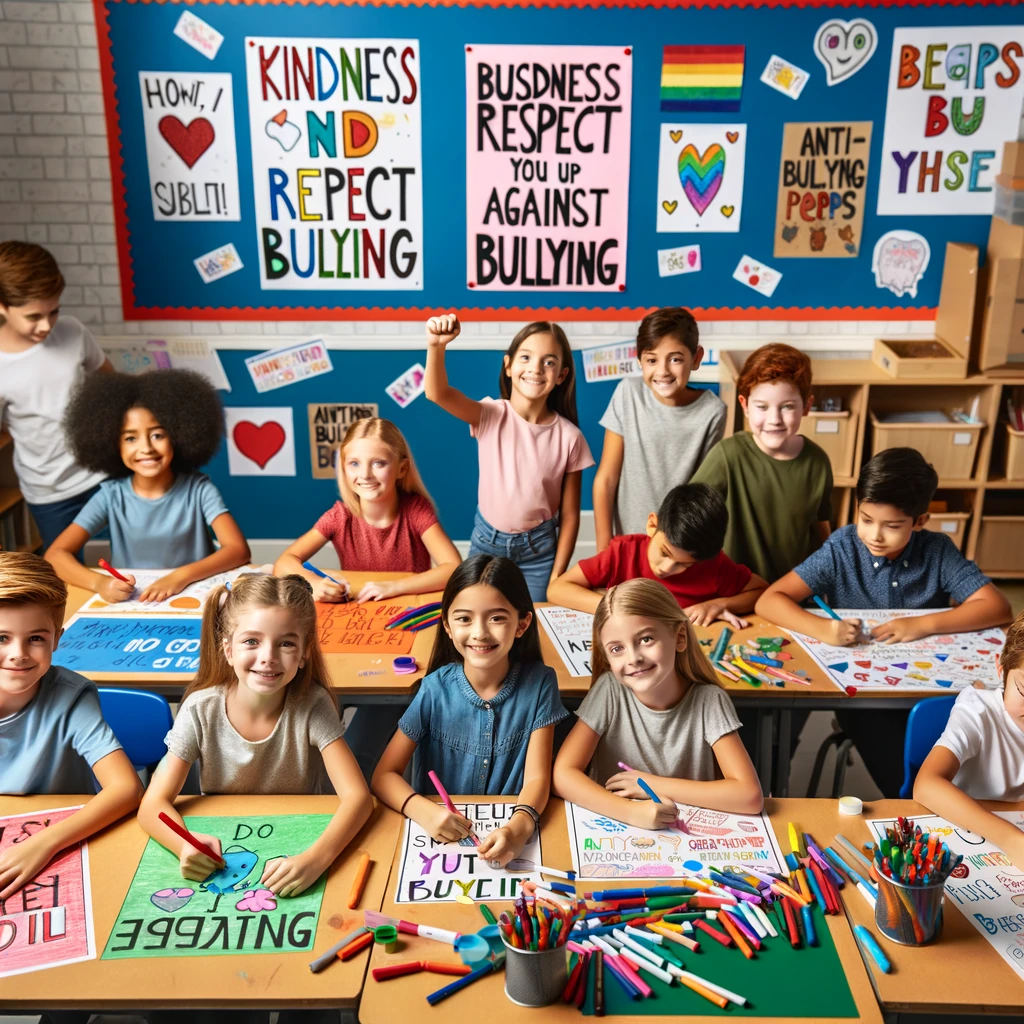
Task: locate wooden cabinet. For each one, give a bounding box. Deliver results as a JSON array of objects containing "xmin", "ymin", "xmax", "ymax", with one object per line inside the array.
[{"xmin": 0, "ymin": 432, "xmax": 41, "ymax": 552}]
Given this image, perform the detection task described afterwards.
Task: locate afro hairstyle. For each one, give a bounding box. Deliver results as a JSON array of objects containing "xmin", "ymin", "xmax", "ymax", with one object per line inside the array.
[{"xmin": 64, "ymin": 368, "xmax": 225, "ymax": 479}]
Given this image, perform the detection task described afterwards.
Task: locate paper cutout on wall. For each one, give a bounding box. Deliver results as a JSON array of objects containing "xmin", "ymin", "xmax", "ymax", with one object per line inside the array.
[
  {"xmin": 814, "ymin": 19, "xmax": 878, "ymax": 86},
  {"xmin": 657, "ymin": 244, "xmax": 702, "ymax": 277},
  {"xmin": 871, "ymin": 231, "xmax": 931, "ymax": 299},
  {"xmin": 245, "ymin": 340, "xmax": 333, "ymax": 394},
  {"xmin": 657, "ymin": 124, "xmax": 745, "ymax": 233},
  {"xmin": 173, "ymin": 11, "xmax": 223, "ymax": 61},
  {"xmin": 582, "ymin": 341, "xmax": 641, "ymax": 384},
  {"xmin": 760, "ymin": 55, "xmax": 810, "ymax": 100},
  {"xmin": 308, "ymin": 402, "xmax": 379, "ymax": 479},
  {"xmin": 225, "ymin": 407, "xmax": 295, "ymax": 476},
  {"xmin": 386, "ymin": 363, "xmax": 426, "ymax": 408},
  {"xmin": 660, "ymin": 45, "xmax": 744, "ymax": 112},
  {"xmin": 732, "ymin": 254, "xmax": 782, "ymax": 297},
  {"xmin": 193, "ymin": 243, "xmax": 243, "ymax": 284}
]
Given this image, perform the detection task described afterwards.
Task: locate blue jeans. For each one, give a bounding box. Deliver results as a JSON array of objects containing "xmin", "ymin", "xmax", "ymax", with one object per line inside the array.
[
  {"xmin": 468, "ymin": 509, "xmax": 558, "ymax": 603},
  {"xmin": 26, "ymin": 484, "xmax": 100, "ymax": 556}
]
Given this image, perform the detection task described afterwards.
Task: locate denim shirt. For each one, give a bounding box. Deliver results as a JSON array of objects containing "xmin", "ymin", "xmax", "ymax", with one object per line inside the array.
[{"xmin": 398, "ymin": 660, "xmax": 568, "ymax": 795}]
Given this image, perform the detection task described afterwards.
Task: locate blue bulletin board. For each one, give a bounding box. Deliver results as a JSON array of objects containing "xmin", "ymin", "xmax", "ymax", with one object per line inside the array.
[{"xmin": 97, "ymin": 0, "xmax": 1021, "ymax": 322}]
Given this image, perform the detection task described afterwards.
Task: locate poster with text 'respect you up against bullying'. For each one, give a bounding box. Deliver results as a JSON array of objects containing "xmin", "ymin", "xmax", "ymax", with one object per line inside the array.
[
  {"xmin": 466, "ymin": 45, "xmax": 632, "ymax": 291},
  {"xmin": 245, "ymin": 38, "xmax": 423, "ymax": 289}
]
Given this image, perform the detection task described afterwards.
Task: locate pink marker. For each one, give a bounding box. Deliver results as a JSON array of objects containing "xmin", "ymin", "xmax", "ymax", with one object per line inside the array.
[{"xmin": 428, "ymin": 769, "xmax": 480, "ymax": 847}]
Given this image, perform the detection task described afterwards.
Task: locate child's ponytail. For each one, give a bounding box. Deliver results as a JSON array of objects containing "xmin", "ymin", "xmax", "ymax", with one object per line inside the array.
[{"xmin": 182, "ymin": 583, "xmax": 234, "ymax": 703}]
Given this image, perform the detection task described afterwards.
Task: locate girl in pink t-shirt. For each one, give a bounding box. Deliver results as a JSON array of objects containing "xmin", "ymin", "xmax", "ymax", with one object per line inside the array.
[
  {"xmin": 275, "ymin": 418, "xmax": 460, "ymax": 604},
  {"xmin": 425, "ymin": 314, "xmax": 594, "ymax": 602}
]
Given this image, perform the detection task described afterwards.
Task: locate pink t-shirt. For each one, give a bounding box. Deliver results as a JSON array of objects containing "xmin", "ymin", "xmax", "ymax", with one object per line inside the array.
[
  {"xmin": 471, "ymin": 397, "xmax": 595, "ymax": 534},
  {"xmin": 313, "ymin": 493, "xmax": 438, "ymax": 572}
]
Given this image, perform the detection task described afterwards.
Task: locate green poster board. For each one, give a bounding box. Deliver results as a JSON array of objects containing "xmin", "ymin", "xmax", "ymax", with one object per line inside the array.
[{"xmin": 103, "ymin": 815, "xmax": 330, "ymax": 960}]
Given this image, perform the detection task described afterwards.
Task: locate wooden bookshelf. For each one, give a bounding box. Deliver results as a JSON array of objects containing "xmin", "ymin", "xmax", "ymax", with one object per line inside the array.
[{"xmin": 0, "ymin": 431, "xmax": 41, "ymax": 553}]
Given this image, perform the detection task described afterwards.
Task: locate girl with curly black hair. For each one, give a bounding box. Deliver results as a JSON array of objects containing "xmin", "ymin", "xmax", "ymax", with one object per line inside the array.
[{"xmin": 45, "ymin": 369, "xmax": 250, "ymax": 604}]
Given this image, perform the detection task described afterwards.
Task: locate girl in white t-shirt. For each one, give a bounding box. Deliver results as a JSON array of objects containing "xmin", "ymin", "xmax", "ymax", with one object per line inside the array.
[
  {"xmin": 424, "ymin": 314, "xmax": 594, "ymax": 602},
  {"xmin": 914, "ymin": 613, "xmax": 1024, "ymax": 871}
]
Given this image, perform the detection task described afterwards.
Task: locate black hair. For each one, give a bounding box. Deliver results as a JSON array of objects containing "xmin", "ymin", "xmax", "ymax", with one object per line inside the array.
[
  {"xmin": 655, "ymin": 483, "xmax": 728, "ymax": 562},
  {"xmin": 499, "ymin": 321, "xmax": 579, "ymax": 426},
  {"xmin": 426, "ymin": 555, "xmax": 542, "ymax": 674},
  {"xmin": 856, "ymin": 447, "xmax": 938, "ymax": 519},
  {"xmin": 64, "ymin": 368, "xmax": 224, "ymax": 479},
  {"xmin": 637, "ymin": 307, "xmax": 700, "ymax": 358}
]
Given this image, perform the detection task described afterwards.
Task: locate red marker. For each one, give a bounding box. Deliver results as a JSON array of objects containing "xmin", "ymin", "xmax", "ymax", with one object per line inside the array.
[
  {"xmin": 158, "ymin": 811, "xmax": 225, "ymax": 866},
  {"xmin": 98, "ymin": 558, "xmax": 131, "ymax": 584}
]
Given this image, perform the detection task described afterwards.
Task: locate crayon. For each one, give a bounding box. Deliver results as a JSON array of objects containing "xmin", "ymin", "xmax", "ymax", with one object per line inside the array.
[
  {"xmin": 309, "ymin": 927, "xmax": 369, "ymax": 972},
  {"xmin": 801, "ymin": 905, "xmax": 818, "ymax": 947},
  {"xmin": 854, "ymin": 925, "xmax": 892, "ymax": 974},
  {"xmin": 423, "ymin": 961, "xmax": 474, "ymax": 976},
  {"xmin": 813, "ymin": 594, "xmax": 841, "ymax": 620},
  {"xmin": 338, "ymin": 930, "xmax": 374, "ymax": 960},
  {"xmin": 693, "ymin": 918, "xmax": 732, "ymax": 947},
  {"xmin": 635, "ymin": 778, "xmax": 661, "ymax": 803},
  {"xmin": 347, "ymin": 853, "xmax": 371, "ymax": 909},
  {"xmin": 373, "ymin": 961, "xmax": 424, "ymax": 981}
]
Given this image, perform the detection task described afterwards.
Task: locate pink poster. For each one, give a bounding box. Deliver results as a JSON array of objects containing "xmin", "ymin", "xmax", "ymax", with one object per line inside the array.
[
  {"xmin": 0, "ymin": 806, "xmax": 95, "ymax": 978},
  {"xmin": 465, "ymin": 44, "xmax": 632, "ymax": 292}
]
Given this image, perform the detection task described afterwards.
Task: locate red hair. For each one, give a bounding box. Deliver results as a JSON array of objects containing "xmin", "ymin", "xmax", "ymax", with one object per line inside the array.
[{"xmin": 737, "ymin": 343, "xmax": 812, "ymax": 402}]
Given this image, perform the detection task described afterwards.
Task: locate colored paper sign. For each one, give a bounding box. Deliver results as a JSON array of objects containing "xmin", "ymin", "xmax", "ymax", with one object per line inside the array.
[
  {"xmin": 138, "ymin": 71, "xmax": 239, "ymax": 222},
  {"xmin": 308, "ymin": 402, "xmax": 378, "ymax": 479},
  {"xmin": 657, "ymin": 244, "xmax": 702, "ymax": 277},
  {"xmin": 760, "ymin": 55, "xmax": 810, "ymax": 100},
  {"xmin": 102, "ymin": 341, "xmax": 172, "ymax": 376},
  {"xmin": 582, "ymin": 341, "xmax": 641, "ymax": 384},
  {"xmin": 245, "ymin": 340, "xmax": 333, "ymax": 394},
  {"xmin": 0, "ymin": 806, "xmax": 95, "ymax": 978},
  {"xmin": 386, "ymin": 363, "xmax": 425, "ymax": 408},
  {"xmin": 565, "ymin": 801, "xmax": 786, "ymax": 879},
  {"xmin": 537, "ymin": 605, "xmax": 593, "ymax": 676},
  {"xmin": 871, "ymin": 230, "xmax": 931, "ymax": 298},
  {"xmin": 173, "ymin": 10, "xmax": 224, "ymax": 61},
  {"xmin": 244, "ymin": 36, "xmax": 423, "ymax": 289},
  {"xmin": 395, "ymin": 804, "xmax": 540, "ymax": 903},
  {"xmin": 193, "ymin": 242, "xmax": 243, "ymax": 284},
  {"xmin": 660, "ymin": 45, "xmax": 744, "ymax": 112},
  {"xmin": 103, "ymin": 815, "xmax": 329, "ymax": 960},
  {"xmin": 52, "ymin": 616, "xmax": 202, "ymax": 674},
  {"xmin": 732, "ymin": 254, "xmax": 782, "ymax": 297},
  {"xmin": 867, "ymin": 811, "xmax": 1024, "ymax": 981},
  {"xmin": 78, "ymin": 570, "xmax": 243, "ymax": 616},
  {"xmin": 774, "ymin": 122, "xmax": 872, "ymax": 258},
  {"xmin": 225, "ymin": 407, "xmax": 296, "ymax": 476},
  {"xmin": 814, "ymin": 19, "xmax": 878, "ymax": 86},
  {"xmin": 789, "ymin": 608, "xmax": 1004, "ymax": 692},
  {"xmin": 877, "ymin": 26, "xmax": 1024, "ymax": 215},
  {"xmin": 656, "ymin": 124, "xmax": 745, "ymax": 233},
  {"xmin": 316, "ymin": 602, "xmax": 416, "ymax": 655},
  {"xmin": 465, "ymin": 44, "xmax": 632, "ymax": 291}
]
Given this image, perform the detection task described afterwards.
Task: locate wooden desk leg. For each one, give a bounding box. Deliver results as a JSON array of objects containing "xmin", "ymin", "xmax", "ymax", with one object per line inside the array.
[
  {"xmin": 776, "ymin": 710, "xmax": 792, "ymax": 798},
  {"xmin": 757, "ymin": 709, "xmax": 774, "ymax": 795}
]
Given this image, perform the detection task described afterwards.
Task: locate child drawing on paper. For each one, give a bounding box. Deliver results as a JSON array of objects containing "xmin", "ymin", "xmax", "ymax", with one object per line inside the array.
[{"xmin": 554, "ymin": 578, "xmax": 763, "ymax": 829}]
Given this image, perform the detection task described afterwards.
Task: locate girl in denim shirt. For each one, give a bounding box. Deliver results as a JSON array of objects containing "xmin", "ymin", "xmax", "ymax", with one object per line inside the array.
[{"xmin": 372, "ymin": 555, "xmax": 567, "ymax": 867}]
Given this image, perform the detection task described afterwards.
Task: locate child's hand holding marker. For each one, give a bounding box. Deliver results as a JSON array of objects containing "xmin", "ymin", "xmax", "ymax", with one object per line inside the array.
[
  {"xmin": 812, "ymin": 594, "xmax": 861, "ymax": 646},
  {"xmin": 425, "ymin": 313, "xmax": 461, "ymax": 348},
  {"xmin": 178, "ymin": 830, "xmax": 223, "ymax": 882},
  {"xmin": 96, "ymin": 558, "xmax": 135, "ymax": 603},
  {"xmin": 302, "ymin": 561, "xmax": 349, "ymax": 603}
]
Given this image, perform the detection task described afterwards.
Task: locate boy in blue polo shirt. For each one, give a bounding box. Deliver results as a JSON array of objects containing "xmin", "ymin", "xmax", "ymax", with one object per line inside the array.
[{"xmin": 757, "ymin": 447, "xmax": 1011, "ymax": 794}]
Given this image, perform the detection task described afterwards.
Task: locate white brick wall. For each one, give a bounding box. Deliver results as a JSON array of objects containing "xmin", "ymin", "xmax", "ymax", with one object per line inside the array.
[{"xmin": 0, "ymin": 0, "xmax": 935, "ymax": 368}]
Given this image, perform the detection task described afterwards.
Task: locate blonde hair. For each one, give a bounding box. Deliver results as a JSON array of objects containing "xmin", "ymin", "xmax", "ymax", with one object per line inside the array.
[
  {"xmin": 335, "ymin": 417, "xmax": 433, "ymax": 519},
  {"xmin": 183, "ymin": 574, "xmax": 333, "ymax": 705},
  {"xmin": 591, "ymin": 578, "xmax": 720, "ymax": 689},
  {"xmin": 0, "ymin": 551, "xmax": 67, "ymax": 633}
]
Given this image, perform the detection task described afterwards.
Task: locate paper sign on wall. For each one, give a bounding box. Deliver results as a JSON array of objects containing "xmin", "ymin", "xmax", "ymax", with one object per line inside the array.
[
  {"xmin": 733, "ymin": 254, "xmax": 782, "ymax": 297},
  {"xmin": 244, "ymin": 37, "xmax": 423, "ymax": 289},
  {"xmin": 139, "ymin": 72, "xmax": 239, "ymax": 222},
  {"xmin": 657, "ymin": 124, "xmax": 745, "ymax": 233},
  {"xmin": 872, "ymin": 231, "xmax": 931, "ymax": 298},
  {"xmin": 582, "ymin": 341, "xmax": 641, "ymax": 384},
  {"xmin": 193, "ymin": 243, "xmax": 243, "ymax": 284},
  {"xmin": 538, "ymin": 605, "xmax": 593, "ymax": 677},
  {"xmin": 657, "ymin": 244, "xmax": 702, "ymax": 277},
  {"xmin": 225, "ymin": 407, "xmax": 295, "ymax": 476},
  {"xmin": 814, "ymin": 19, "xmax": 878, "ymax": 86},
  {"xmin": 52, "ymin": 616, "xmax": 202, "ymax": 674},
  {"xmin": 386, "ymin": 363, "xmax": 425, "ymax": 408},
  {"xmin": 245, "ymin": 340, "xmax": 333, "ymax": 393},
  {"xmin": 465, "ymin": 44, "xmax": 632, "ymax": 291},
  {"xmin": 774, "ymin": 122, "xmax": 871, "ymax": 258},
  {"xmin": 173, "ymin": 11, "xmax": 224, "ymax": 61},
  {"xmin": 877, "ymin": 26, "xmax": 1024, "ymax": 215},
  {"xmin": 308, "ymin": 402, "xmax": 378, "ymax": 479},
  {"xmin": 760, "ymin": 55, "xmax": 810, "ymax": 100}
]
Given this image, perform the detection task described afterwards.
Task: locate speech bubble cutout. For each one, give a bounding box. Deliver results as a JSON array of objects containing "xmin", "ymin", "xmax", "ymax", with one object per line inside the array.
[
  {"xmin": 814, "ymin": 19, "xmax": 878, "ymax": 86},
  {"xmin": 871, "ymin": 230, "xmax": 930, "ymax": 299}
]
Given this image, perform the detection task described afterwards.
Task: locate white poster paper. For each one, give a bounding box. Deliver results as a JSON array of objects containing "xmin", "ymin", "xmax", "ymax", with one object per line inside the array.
[
  {"xmin": 866, "ymin": 811, "xmax": 1024, "ymax": 981},
  {"xmin": 582, "ymin": 341, "xmax": 641, "ymax": 384},
  {"xmin": 760, "ymin": 56, "xmax": 811, "ymax": 100},
  {"xmin": 79, "ymin": 569, "xmax": 244, "ymax": 616},
  {"xmin": 245, "ymin": 340, "xmax": 333, "ymax": 393},
  {"xmin": 732, "ymin": 254, "xmax": 782, "ymax": 297},
  {"xmin": 657, "ymin": 124, "xmax": 745, "ymax": 233},
  {"xmin": 394, "ymin": 803, "xmax": 541, "ymax": 903},
  {"xmin": 385, "ymin": 363, "xmax": 426, "ymax": 408},
  {"xmin": 244, "ymin": 37, "xmax": 423, "ymax": 290},
  {"xmin": 877, "ymin": 26, "xmax": 1024, "ymax": 215},
  {"xmin": 657, "ymin": 244, "xmax": 702, "ymax": 277},
  {"xmin": 173, "ymin": 11, "xmax": 224, "ymax": 61},
  {"xmin": 225, "ymin": 407, "xmax": 296, "ymax": 476},
  {"xmin": 193, "ymin": 243, "xmax": 243, "ymax": 284},
  {"xmin": 814, "ymin": 19, "xmax": 878, "ymax": 86},
  {"xmin": 139, "ymin": 72, "xmax": 239, "ymax": 222},
  {"xmin": 871, "ymin": 230, "xmax": 931, "ymax": 298},
  {"xmin": 566, "ymin": 801, "xmax": 787, "ymax": 880},
  {"xmin": 538, "ymin": 605, "xmax": 594, "ymax": 677}
]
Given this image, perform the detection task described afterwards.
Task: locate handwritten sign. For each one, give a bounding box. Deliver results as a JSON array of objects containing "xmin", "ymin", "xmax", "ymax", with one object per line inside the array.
[
  {"xmin": 0, "ymin": 806, "xmax": 95, "ymax": 978},
  {"xmin": 395, "ymin": 803, "xmax": 541, "ymax": 903},
  {"xmin": 317, "ymin": 602, "xmax": 416, "ymax": 655},
  {"xmin": 245, "ymin": 339, "xmax": 333, "ymax": 393},
  {"xmin": 193, "ymin": 242, "xmax": 243, "ymax": 284},
  {"xmin": 537, "ymin": 605, "xmax": 593, "ymax": 677},
  {"xmin": 52, "ymin": 616, "xmax": 202, "ymax": 675},
  {"xmin": 465, "ymin": 44, "xmax": 632, "ymax": 291},
  {"xmin": 582, "ymin": 342, "xmax": 641, "ymax": 384},
  {"xmin": 308, "ymin": 402, "xmax": 378, "ymax": 479},
  {"xmin": 173, "ymin": 11, "xmax": 224, "ymax": 61}
]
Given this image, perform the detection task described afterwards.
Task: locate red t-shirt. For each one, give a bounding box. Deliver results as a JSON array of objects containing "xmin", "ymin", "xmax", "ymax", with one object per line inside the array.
[
  {"xmin": 578, "ymin": 534, "xmax": 752, "ymax": 608},
  {"xmin": 313, "ymin": 493, "xmax": 438, "ymax": 573}
]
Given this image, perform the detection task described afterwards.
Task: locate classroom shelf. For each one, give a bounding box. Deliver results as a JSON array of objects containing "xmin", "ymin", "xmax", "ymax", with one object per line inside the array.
[{"xmin": 0, "ymin": 432, "xmax": 41, "ymax": 553}]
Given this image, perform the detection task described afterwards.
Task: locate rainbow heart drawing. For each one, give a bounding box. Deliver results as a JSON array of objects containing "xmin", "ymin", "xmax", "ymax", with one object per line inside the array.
[{"xmin": 678, "ymin": 143, "xmax": 725, "ymax": 217}]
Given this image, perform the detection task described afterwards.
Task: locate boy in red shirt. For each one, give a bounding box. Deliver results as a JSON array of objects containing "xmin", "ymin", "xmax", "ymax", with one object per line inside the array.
[{"xmin": 548, "ymin": 483, "xmax": 766, "ymax": 626}]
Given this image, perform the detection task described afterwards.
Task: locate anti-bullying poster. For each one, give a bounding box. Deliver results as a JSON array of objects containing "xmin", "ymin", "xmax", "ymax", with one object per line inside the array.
[
  {"xmin": 465, "ymin": 45, "xmax": 632, "ymax": 292},
  {"xmin": 244, "ymin": 37, "xmax": 424, "ymax": 289}
]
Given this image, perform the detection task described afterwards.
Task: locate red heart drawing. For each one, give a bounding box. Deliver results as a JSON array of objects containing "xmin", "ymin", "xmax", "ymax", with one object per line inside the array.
[
  {"xmin": 749, "ymin": 274, "xmax": 760, "ymax": 286},
  {"xmin": 159, "ymin": 115, "xmax": 215, "ymax": 168},
  {"xmin": 233, "ymin": 421, "xmax": 285, "ymax": 470}
]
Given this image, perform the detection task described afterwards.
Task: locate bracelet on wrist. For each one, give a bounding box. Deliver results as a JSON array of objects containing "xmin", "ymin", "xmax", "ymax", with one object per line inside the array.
[{"xmin": 399, "ymin": 793, "xmax": 417, "ymax": 816}]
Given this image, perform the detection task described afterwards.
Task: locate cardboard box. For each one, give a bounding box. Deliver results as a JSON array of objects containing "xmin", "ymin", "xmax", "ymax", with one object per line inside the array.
[
  {"xmin": 977, "ymin": 218, "xmax": 1024, "ymax": 372},
  {"xmin": 997, "ymin": 173, "xmax": 1024, "ymax": 191},
  {"xmin": 989, "ymin": 216, "xmax": 1024, "ymax": 260},
  {"xmin": 1003, "ymin": 141, "xmax": 1024, "ymax": 179}
]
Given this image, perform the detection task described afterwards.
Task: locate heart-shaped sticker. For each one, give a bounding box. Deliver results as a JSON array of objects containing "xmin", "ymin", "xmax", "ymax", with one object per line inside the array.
[
  {"xmin": 670, "ymin": 130, "xmax": 683, "ymax": 143},
  {"xmin": 233, "ymin": 421, "xmax": 286, "ymax": 470},
  {"xmin": 814, "ymin": 18, "xmax": 878, "ymax": 86},
  {"xmin": 720, "ymin": 205, "xmax": 735, "ymax": 218},
  {"xmin": 158, "ymin": 116, "xmax": 215, "ymax": 169},
  {"xmin": 726, "ymin": 131, "xmax": 739, "ymax": 143}
]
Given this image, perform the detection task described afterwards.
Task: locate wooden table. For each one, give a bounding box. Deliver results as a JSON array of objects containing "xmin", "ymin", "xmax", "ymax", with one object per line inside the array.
[
  {"xmin": 790, "ymin": 797, "xmax": 1024, "ymax": 1018},
  {"xmin": 358, "ymin": 797, "xmax": 884, "ymax": 1024},
  {"xmin": 0, "ymin": 794, "xmax": 401, "ymax": 1011}
]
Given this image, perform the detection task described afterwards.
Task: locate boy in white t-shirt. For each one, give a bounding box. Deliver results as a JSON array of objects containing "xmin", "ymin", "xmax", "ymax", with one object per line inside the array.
[
  {"xmin": 0, "ymin": 242, "xmax": 111, "ymax": 550},
  {"xmin": 914, "ymin": 611, "xmax": 1024, "ymax": 871}
]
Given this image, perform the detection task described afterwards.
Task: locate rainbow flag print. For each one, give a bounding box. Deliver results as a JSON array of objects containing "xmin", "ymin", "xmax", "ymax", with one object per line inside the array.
[{"xmin": 660, "ymin": 45, "xmax": 745, "ymax": 112}]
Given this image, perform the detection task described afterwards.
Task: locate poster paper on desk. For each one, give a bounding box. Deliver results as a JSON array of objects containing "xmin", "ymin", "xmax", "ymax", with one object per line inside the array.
[
  {"xmin": 788, "ymin": 609, "xmax": 1004, "ymax": 693},
  {"xmin": 538, "ymin": 605, "xmax": 594, "ymax": 677},
  {"xmin": 566, "ymin": 801, "xmax": 786, "ymax": 879},
  {"xmin": 0, "ymin": 806, "xmax": 95, "ymax": 977},
  {"xmin": 52, "ymin": 615, "xmax": 202, "ymax": 674},
  {"xmin": 78, "ymin": 569, "xmax": 243, "ymax": 615},
  {"xmin": 866, "ymin": 811, "xmax": 1024, "ymax": 981},
  {"xmin": 316, "ymin": 602, "xmax": 416, "ymax": 655},
  {"xmin": 395, "ymin": 804, "xmax": 540, "ymax": 903}
]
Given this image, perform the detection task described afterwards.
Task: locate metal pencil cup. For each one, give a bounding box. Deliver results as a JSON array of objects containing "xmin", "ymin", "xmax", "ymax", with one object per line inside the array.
[
  {"xmin": 501, "ymin": 936, "xmax": 567, "ymax": 1007},
  {"xmin": 874, "ymin": 872, "xmax": 944, "ymax": 945}
]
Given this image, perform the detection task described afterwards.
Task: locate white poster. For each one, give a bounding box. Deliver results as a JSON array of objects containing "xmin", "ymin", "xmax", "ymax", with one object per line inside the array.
[
  {"xmin": 866, "ymin": 811, "xmax": 1024, "ymax": 981},
  {"xmin": 582, "ymin": 341, "xmax": 641, "ymax": 384},
  {"xmin": 657, "ymin": 124, "xmax": 745, "ymax": 233},
  {"xmin": 225, "ymin": 407, "xmax": 296, "ymax": 476},
  {"xmin": 244, "ymin": 37, "xmax": 423, "ymax": 290},
  {"xmin": 245, "ymin": 339, "xmax": 333, "ymax": 393},
  {"xmin": 139, "ymin": 72, "xmax": 240, "ymax": 222},
  {"xmin": 538, "ymin": 605, "xmax": 594, "ymax": 677},
  {"xmin": 79, "ymin": 569, "xmax": 244, "ymax": 615},
  {"xmin": 877, "ymin": 27, "xmax": 1024, "ymax": 215}
]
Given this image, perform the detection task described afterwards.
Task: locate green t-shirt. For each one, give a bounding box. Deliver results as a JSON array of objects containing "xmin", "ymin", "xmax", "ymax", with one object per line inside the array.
[{"xmin": 692, "ymin": 431, "xmax": 833, "ymax": 583}]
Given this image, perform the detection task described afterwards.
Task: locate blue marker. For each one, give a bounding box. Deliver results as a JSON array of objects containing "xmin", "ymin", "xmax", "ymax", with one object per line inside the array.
[
  {"xmin": 801, "ymin": 905, "xmax": 818, "ymax": 946},
  {"xmin": 636, "ymin": 778, "xmax": 661, "ymax": 803},
  {"xmin": 302, "ymin": 561, "xmax": 346, "ymax": 588},
  {"xmin": 812, "ymin": 595, "xmax": 841, "ymax": 620},
  {"xmin": 854, "ymin": 925, "xmax": 891, "ymax": 974},
  {"xmin": 426, "ymin": 962, "xmax": 495, "ymax": 1005}
]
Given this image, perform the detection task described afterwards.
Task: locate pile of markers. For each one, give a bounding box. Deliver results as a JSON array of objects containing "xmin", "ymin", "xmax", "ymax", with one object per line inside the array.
[
  {"xmin": 873, "ymin": 815, "xmax": 962, "ymax": 886},
  {"xmin": 498, "ymin": 879, "xmax": 585, "ymax": 951},
  {"xmin": 708, "ymin": 628, "xmax": 812, "ymax": 688},
  {"xmin": 385, "ymin": 602, "xmax": 441, "ymax": 632}
]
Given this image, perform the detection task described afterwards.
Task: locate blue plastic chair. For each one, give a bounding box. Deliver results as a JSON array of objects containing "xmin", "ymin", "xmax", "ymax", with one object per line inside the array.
[
  {"xmin": 900, "ymin": 695, "xmax": 958, "ymax": 799},
  {"xmin": 98, "ymin": 687, "xmax": 174, "ymax": 773}
]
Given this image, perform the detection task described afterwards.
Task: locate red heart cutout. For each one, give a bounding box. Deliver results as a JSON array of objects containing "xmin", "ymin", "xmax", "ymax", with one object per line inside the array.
[
  {"xmin": 233, "ymin": 421, "xmax": 285, "ymax": 469},
  {"xmin": 159, "ymin": 115, "xmax": 215, "ymax": 169}
]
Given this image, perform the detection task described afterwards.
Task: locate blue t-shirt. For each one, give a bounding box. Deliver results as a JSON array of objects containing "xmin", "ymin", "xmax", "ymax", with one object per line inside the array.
[
  {"xmin": 794, "ymin": 524, "xmax": 991, "ymax": 609},
  {"xmin": 0, "ymin": 666, "xmax": 122, "ymax": 794},
  {"xmin": 398, "ymin": 661, "xmax": 568, "ymax": 795},
  {"xmin": 74, "ymin": 472, "xmax": 228, "ymax": 569}
]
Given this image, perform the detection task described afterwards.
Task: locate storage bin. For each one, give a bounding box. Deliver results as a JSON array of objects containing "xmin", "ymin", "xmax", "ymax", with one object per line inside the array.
[
  {"xmin": 923, "ymin": 509, "xmax": 971, "ymax": 549},
  {"xmin": 976, "ymin": 515, "xmax": 1024, "ymax": 575},
  {"xmin": 1005, "ymin": 423, "xmax": 1024, "ymax": 481},
  {"xmin": 995, "ymin": 183, "xmax": 1024, "ymax": 227},
  {"xmin": 870, "ymin": 412, "xmax": 984, "ymax": 481},
  {"xmin": 799, "ymin": 410, "xmax": 856, "ymax": 479}
]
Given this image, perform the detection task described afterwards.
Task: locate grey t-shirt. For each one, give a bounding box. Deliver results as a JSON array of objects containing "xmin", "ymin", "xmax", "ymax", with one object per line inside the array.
[
  {"xmin": 165, "ymin": 684, "xmax": 345, "ymax": 795},
  {"xmin": 600, "ymin": 378, "xmax": 727, "ymax": 535},
  {"xmin": 576, "ymin": 672, "xmax": 741, "ymax": 785}
]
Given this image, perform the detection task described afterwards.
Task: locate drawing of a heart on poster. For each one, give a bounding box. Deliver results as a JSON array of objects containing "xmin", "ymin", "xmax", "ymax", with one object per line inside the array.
[
  {"xmin": 158, "ymin": 116, "xmax": 215, "ymax": 168},
  {"xmin": 225, "ymin": 408, "xmax": 296, "ymax": 476},
  {"xmin": 657, "ymin": 124, "xmax": 746, "ymax": 232}
]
